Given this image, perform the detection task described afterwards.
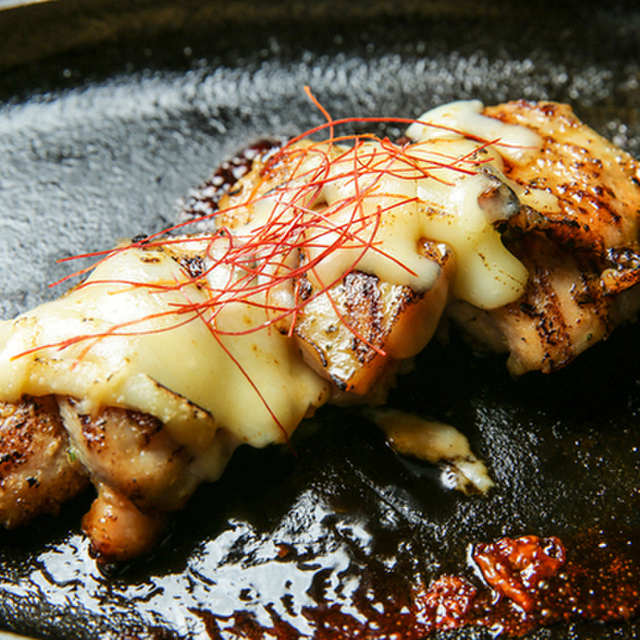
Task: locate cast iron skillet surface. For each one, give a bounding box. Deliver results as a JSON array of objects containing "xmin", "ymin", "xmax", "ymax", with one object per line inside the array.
[{"xmin": 1, "ymin": 0, "xmax": 640, "ymax": 638}]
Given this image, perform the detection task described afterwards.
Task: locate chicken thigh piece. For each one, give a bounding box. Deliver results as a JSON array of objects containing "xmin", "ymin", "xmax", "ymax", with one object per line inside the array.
[{"xmin": 435, "ymin": 101, "xmax": 640, "ymax": 373}]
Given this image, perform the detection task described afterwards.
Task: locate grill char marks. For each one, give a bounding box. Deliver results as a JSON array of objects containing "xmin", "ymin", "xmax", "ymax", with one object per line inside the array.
[
  {"xmin": 485, "ymin": 101, "xmax": 640, "ymax": 288},
  {"xmin": 491, "ymin": 234, "xmax": 612, "ymax": 373},
  {"xmin": 465, "ymin": 101, "xmax": 640, "ymax": 374},
  {"xmin": 0, "ymin": 396, "xmax": 88, "ymax": 528},
  {"xmin": 293, "ymin": 242, "xmax": 453, "ymax": 401}
]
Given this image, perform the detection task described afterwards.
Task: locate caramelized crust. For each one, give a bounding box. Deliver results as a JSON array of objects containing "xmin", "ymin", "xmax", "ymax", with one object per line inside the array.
[
  {"xmin": 0, "ymin": 396, "xmax": 88, "ymax": 528},
  {"xmin": 293, "ymin": 242, "xmax": 453, "ymax": 399},
  {"xmin": 484, "ymin": 100, "xmax": 640, "ymax": 292}
]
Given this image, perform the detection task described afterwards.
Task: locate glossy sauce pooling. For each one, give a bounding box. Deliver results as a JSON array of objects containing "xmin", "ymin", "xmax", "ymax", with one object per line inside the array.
[{"xmin": 191, "ymin": 528, "xmax": 640, "ymax": 638}]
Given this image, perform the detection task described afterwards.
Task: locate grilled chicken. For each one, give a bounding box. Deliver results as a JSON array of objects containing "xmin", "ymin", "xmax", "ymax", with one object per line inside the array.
[
  {"xmin": 293, "ymin": 242, "xmax": 454, "ymax": 402},
  {"xmin": 448, "ymin": 233, "xmax": 615, "ymax": 373},
  {"xmin": 485, "ymin": 101, "xmax": 640, "ymax": 266},
  {"xmin": 81, "ymin": 483, "xmax": 167, "ymax": 564},
  {"xmin": 1, "ymin": 100, "xmax": 640, "ymax": 563},
  {"xmin": 448, "ymin": 101, "xmax": 640, "ymax": 373},
  {"xmin": 58, "ymin": 399, "xmax": 200, "ymax": 514},
  {"xmin": 0, "ymin": 396, "xmax": 88, "ymax": 528}
]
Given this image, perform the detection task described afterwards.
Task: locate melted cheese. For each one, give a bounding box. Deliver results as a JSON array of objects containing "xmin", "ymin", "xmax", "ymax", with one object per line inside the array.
[
  {"xmin": 406, "ymin": 99, "xmax": 542, "ymax": 164},
  {"xmin": 0, "ymin": 242, "xmax": 330, "ymax": 478},
  {"xmin": 0, "ymin": 101, "xmax": 547, "ymax": 479},
  {"xmin": 230, "ymin": 130, "xmax": 534, "ymax": 309},
  {"xmin": 368, "ymin": 408, "xmax": 495, "ymax": 495}
]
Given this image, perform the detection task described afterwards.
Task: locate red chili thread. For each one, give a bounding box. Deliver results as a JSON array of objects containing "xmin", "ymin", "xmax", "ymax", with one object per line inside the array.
[{"xmin": 18, "ymin": 94, "xmax": 535, "ymax": 431}]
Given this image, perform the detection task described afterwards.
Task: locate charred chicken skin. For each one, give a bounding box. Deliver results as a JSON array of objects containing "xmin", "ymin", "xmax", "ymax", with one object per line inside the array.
[
  {"xmin": 462, "ymin": 101, "xmax": 640, "ymax": 373},
  {"xmin": 0, "ymin": 396, "xmax": 88, "ymax": 528},
  {"xmin": 1, "ymin": 100, "xmax": 639, "ymax": 563}
]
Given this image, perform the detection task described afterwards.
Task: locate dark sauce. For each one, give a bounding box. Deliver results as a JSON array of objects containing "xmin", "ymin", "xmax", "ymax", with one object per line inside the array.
[
  {"xmin": 187, "ymin": 527, "xmax": 640, "ymax": 638},
  {"xmin": 178, "ymin": 138, "xmax": 286, "ymax": 226}
]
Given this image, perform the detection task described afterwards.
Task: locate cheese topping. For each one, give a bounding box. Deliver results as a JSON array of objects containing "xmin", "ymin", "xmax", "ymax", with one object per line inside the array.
[
  {"xmin": 408, "ymin": 101, "xmax": 560, "ymax": 215},
  {"xmin": 226, "ymin": 124, "xmax": 536, "ymax": 310},
  {"xmin": 406, "ymin": 99, "xmax": 543, "ymax": 164},
  {"xmin": 0, "ymin": 242, "xmax": 330, "ymax": 477},
  {"xmin": 0, "ymin": 101, "xmax": 546, "ymax": 477},
  {"xmin": 368, "ymin": 408, "xmax": 495, "ymax": 495}
]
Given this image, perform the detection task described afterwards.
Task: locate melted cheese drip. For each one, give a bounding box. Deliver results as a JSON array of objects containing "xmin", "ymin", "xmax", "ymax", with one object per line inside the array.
[
  {"xmin": 368, "ymin": 408, "xmax": 495, "ymax": 495},
  {"xmin": 408, "ymin": 101, "xmax": 561, "ymax": 220},
  {"xmin": 0, "ymin": 243, "xmax": 330, "ymax": 479}
]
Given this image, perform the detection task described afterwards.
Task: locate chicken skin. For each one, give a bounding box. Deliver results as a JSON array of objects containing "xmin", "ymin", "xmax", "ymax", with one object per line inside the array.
[{"xmin": 0, "ymin": 396, "xmax": 88, "ymax": 528}]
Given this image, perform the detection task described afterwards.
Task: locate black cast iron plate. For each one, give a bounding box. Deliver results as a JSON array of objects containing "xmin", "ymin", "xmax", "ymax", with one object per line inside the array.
[{"xmin": 0, "ymin": 1, "xmax": 639, "ymax": 638}]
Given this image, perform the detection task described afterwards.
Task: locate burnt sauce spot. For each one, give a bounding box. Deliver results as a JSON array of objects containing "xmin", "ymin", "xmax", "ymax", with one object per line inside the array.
[{"xmin": 179, "ymin": 139, "xmax": 286, "ymax": 222}]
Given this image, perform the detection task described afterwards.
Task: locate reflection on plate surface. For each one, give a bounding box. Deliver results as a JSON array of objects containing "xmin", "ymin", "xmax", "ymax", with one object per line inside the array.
[{"xmin": 0, "ymin": 1, "xmax": 640, "ymax": 638}]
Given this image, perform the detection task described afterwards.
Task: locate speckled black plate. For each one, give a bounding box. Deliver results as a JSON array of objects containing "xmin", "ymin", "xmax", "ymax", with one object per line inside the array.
[{"xmin": 1, "ymin": 1, "xmax": 640, "ymax": 638}]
